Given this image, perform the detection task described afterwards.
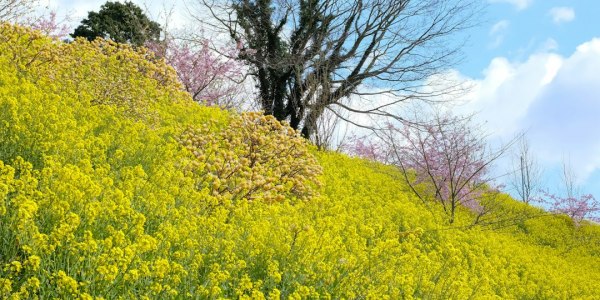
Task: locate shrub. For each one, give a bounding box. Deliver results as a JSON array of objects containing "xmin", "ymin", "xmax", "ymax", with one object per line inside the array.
[{"xmin": 180, "ymin": 112, "xmax": 322, "ymax": 205}]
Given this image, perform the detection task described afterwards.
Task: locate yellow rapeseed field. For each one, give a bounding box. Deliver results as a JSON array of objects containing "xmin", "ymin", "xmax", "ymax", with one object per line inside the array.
[{"xmin": 0, "ymin": 23, "xmax": 599, "ymax": 299}]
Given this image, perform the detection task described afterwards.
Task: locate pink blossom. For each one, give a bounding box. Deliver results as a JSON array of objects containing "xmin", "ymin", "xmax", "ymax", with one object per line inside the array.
[
  {"xmin": 343, "ymin": 134, "xmax": 391, "ymax": 163},
  {"xmin": 538, "ymin": 191, "xmax": 600, "ymax": 224},
  {"xmin": 30, "ymin": 11, "xmax": 70, "ymax": 40},
  {"xmin": 146, "ymin": 38, "xmax": 246, "ymax": 108}
]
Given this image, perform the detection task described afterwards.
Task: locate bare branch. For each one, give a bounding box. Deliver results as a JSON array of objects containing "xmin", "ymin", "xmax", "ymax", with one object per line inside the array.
[
  {"xmin": 192, "ymin": 0, "xmax": 481, "ymax": 138},
  {"xmin": 0, "ymin": 0, "xmax": 37, "ymax": 22}
]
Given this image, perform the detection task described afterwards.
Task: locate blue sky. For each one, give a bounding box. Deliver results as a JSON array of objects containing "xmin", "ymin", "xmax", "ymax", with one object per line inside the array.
[
  {"xmin": 454, "ymin": 0, "xmax": 600, "ymax": 200},
  {"xmin": 462, "ymin": 0, "xmax": 600, "ymax": 77},
  {"xmin": 43, "ymin": 0, "xmax": 600, "ymax": 201}
]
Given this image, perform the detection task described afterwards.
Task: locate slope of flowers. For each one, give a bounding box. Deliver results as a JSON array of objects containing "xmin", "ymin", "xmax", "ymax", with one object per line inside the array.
[{"xmin": 0, "ymin": 23, "xmax": 599, "ymax": 299}]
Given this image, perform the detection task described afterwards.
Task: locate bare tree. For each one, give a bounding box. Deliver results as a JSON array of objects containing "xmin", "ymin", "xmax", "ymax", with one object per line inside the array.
[
  {"xmin": 0, "ymin": 0, "xmax": 37, "ymax": 21},
  {"xmin": 560, "ymin": 158, "xmax": 578, "ymax": 200},
  {"xmin": 510, "ymin": 135, "xmax": 542, "ymax": 204},
  {"xmin": 194, "ymin": 0, "xmax": 480, "ymax": 138}
]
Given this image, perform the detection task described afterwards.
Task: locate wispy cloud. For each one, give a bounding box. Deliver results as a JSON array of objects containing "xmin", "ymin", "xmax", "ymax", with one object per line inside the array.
[
  {"xmin": 488, "ymin": 20, "xmax": 510, "ymax": 48},
  {"xmin": 488, "ymin": 0, "xmax": 533, "ymax": 11},
  {"xmin": 490, "ymin": 20, "xmax": 510, "ymax": 35},
  {"xmin": 538, "ymin": 38, "xmax": 558, "ymax": 53},
  {"xmin": 548, "ymin": 7, "xmax": 575, "ymax": 24}
]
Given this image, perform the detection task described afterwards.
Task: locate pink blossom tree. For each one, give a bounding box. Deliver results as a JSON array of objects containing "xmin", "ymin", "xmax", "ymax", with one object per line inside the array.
[
  {"xmin": 147, "ymin": 37, "xmax": 246, "ymax": 109},
  {"xmin": 542, "ymin": 192, "xmax": 600, "ymax": 224},
  {"xmin": 537, "ymin": 161, "xmax": 600, "ymax": 225},
  {"xmin": 29, "ymin": 11, "xmax": 70, "ymax": 40},
  {"xmin": 384, "ymin": 113, "xmax": 510, "ymax": 224}
]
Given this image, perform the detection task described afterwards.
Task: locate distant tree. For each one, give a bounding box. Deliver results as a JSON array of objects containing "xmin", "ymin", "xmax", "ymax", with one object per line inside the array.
[
  {"xmin": 540, "ymin": 160, "xmax": 600, "ymax": 225},
  {"xmin": 71, "ymin": 1, "xmax": 161, "ymax": 46},
  {"xmin": 510, "ymin": 136, "xmax": 542, "ymax": 204},
  {"xmin": 383, "ymin": 112, "xmax": 511, "ymax": 224},
  {"xmin": 196, "ymin": 0, "xmax": 479, "ymax": 139}
]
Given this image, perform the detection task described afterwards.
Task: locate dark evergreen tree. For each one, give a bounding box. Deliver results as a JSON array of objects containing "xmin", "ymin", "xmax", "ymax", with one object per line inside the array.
[{"xmin": 72, "ymin": 1, "xmax": 161, "ymax": 46}]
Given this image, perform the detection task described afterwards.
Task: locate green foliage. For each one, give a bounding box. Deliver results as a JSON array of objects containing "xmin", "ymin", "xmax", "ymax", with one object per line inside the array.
[
  {"xmin": 71, "ymin": 1, "xmax": 161, "ymax": 46},
  {"xmin": 0, "ymin": 23, "xmax": 599, "ymax": 299}
]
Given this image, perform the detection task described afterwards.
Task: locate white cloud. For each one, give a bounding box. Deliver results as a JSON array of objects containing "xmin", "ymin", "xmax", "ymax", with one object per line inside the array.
[
  {"xmin": 489, "ymin": 20, "xmax": 510, "ymax": 48},
  {"xmin": 457, "ymin": 53, "xmax": 562, "ymax": 138},
  {"xmin": 548, "ymin": 7, "xmax": 575, "ymax": 24},
  {"xmin": 488, "ymin": 0, "xmax": 533, "ymax": 11},
  {"xmin": 459, "ymin": 38, "xmax": 600, "ymax": 185},
  {"xmin": 523, "ymin": 39, "xmax": 600, "ymax": 179}
]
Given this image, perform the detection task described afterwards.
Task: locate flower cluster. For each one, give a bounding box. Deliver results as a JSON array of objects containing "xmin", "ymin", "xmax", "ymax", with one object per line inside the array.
[
  {"xmin": 539, "ymin": 191, "xmax": 600, "ymax": 224},
  {"xmin": 180, "ymin": 112, "xmax": 322, "ymax": 205}
]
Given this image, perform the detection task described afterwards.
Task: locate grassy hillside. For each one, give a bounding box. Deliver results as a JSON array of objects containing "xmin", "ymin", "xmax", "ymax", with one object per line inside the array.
[{"xmin": 0, "ymin": 23, "xmax": 599, "ymax": 299}]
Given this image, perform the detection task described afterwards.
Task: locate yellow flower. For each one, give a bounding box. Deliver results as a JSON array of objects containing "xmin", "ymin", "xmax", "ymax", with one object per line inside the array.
[
  {"xmin": 7, "ymin": 261, "xmax": 22, "ymax": 274},
  {"xmin": 55, "ymin": 271, "xmax": 78, "ymax": 295},
  {"xmin": 124, "ymin": 269, "xmax": 140, "ymax": 282},
  {"xmin": 25, "ymin": 256, "xmax": 41, "ymax": 271},
  {"xmin": 80, "ymin": 293, "xmax": 94, "ymax": 300},
  {"xmin": 0, "ymin": 278, "xmax": 12, "ymax": 295},
  {"xmin": 25, "ymin": 277, "xmax": 40, "ymax": 291},
  {"xmin": 150, "ymin": 282, "xmax": 163, "ymax": 294},
  {"xmin": 268, "ymin": 289, "xmax": 281, "ymax": 300},
  {"xmin": 152, "ymin": 259, "xmax": 170, "ymax": 279},
  {"xmin": 267, "ymin": 262, "xmax": 281, "ymax": 284},
  {"xmin": 96, "ymin": 265, "xmax": 119, "ymax": 282}
]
